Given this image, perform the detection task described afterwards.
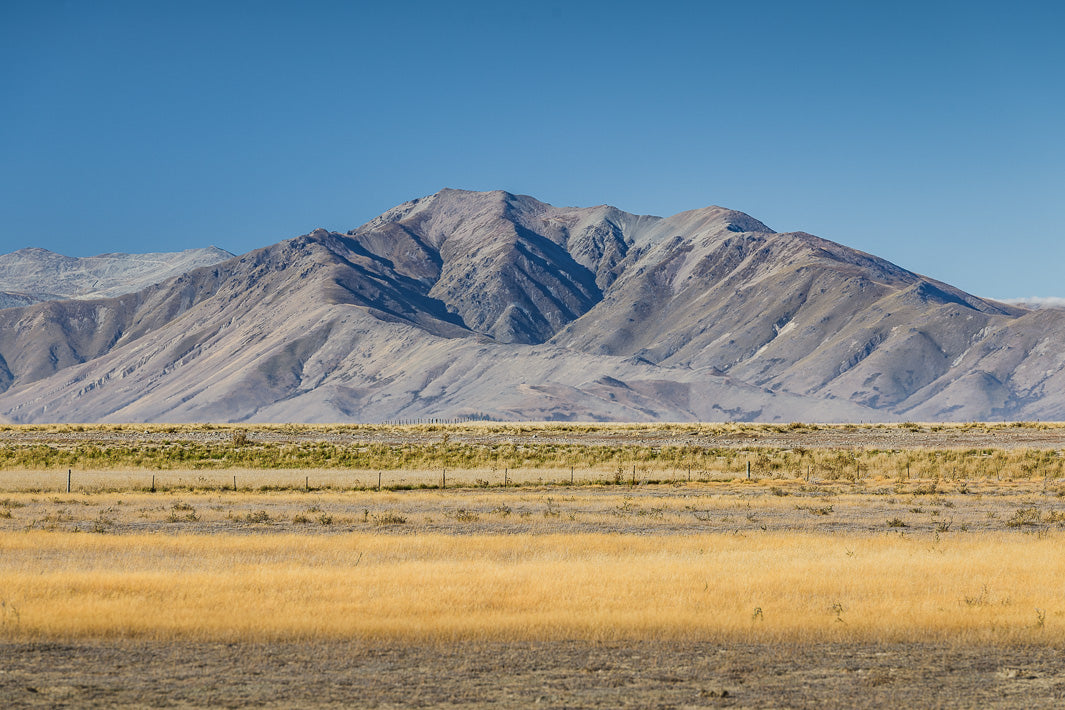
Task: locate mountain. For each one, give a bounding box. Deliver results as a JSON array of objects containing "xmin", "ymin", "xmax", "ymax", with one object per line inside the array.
[
  {"xmin": 0, "ymin": 189, "xmax": 1061, "ymax": 423},
  {"xmin": 0, "ymin": 246, "xmax": 233, "ymax": 307}
]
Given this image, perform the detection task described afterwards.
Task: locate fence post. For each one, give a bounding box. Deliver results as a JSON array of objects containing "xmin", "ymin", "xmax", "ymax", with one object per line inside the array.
[
  {"xmin": 67, "ymin": 469, "xmax": 71, "ymax": 493},
  {"xmin": 746, "ymin": 461, "xmax": 751, "ymax": 480}
]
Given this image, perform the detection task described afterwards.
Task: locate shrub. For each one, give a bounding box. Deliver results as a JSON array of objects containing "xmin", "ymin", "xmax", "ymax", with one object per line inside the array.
[{"xmin": 372, "ymin": 512, "xmax": 407, "ymax": 526}]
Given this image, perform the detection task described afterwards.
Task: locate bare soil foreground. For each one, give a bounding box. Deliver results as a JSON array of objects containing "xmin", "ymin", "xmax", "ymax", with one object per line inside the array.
[
  {"xmin": 3, "ymin": 423, "xmax": 1065, "ymax": 708},
  {"xmin": 4, "ymin": 640, "xmax": 1065, "ymax": 709}
]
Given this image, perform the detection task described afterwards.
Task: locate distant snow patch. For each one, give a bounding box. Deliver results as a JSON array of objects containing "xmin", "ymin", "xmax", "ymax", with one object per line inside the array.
[{"xmin": 1001, "ymin": 297, "xmax": 1065, "ymax": 310}]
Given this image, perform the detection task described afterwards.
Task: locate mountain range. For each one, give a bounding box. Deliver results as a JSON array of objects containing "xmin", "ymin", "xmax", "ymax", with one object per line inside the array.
[
  {"xmin": 0, "ymin": 246, "xmax": 232, "ymax": 308},
  {"xmin": 0, "ymin": 188, "xmax": 1063, "ymax": 423}
]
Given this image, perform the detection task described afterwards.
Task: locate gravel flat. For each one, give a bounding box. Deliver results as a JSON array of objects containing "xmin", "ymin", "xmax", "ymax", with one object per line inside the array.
[{"xmin": 3, "ymin": 640, "xmax": 1064, "ymax": 708}]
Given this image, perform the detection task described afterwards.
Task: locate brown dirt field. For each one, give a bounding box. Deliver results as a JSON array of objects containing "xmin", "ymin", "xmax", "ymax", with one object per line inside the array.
[{"xmin": 3, "ymin": 640, "xmax": 1064, "ymax": 708}]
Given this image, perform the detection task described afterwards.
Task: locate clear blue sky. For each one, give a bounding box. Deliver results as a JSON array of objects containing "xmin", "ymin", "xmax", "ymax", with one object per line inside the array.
[{"xmin": 2, "ymin": 0, "xmax": 1062, "ymax": 300}]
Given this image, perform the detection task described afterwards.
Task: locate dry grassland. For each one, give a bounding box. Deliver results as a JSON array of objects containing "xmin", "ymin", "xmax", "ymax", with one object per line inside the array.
[
  {"xmin": 1, "ymin": 528, "xmax": 1064, "ymax": 646},
  {"xmin": 3, "ymin": 421, "xmax": 1065, "ymax": 481},
  {"xmin": 2, "ymin": 478, "xmax": 1065, "ymax": 647},
  {"xmin": 3, "ymin": 477, "xmax": 1065, "ymax": 535},
  {"xmin": 4, "ymin": 424, "xmax": 1065, "ymax": 707}
]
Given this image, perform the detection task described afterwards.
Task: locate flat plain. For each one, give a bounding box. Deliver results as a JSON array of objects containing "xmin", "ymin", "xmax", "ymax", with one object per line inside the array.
[{"xmin": 2, "ymin": 422, "xmax": 1065, "ymax": 707}]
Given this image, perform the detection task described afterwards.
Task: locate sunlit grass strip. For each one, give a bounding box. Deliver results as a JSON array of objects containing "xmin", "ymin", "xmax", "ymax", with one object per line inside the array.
[
  {"xmin": 1, "ymin": 442, "xmax": 1064, "ymax": 482},
  {"xmin": 1, "ymin": 531, "xmax": 1064, "ymax": 644},
  {"xmin": 3, "ymin": 421, "xmax": 1064, "ymax": 435}
]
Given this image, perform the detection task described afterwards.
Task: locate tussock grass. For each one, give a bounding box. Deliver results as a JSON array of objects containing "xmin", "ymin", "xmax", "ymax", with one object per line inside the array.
[
  {"xmin": 2, "ymin": 422, "xmax": 1065, "ymax": 485},
  {"xmin": 1, "ymin": 531, "xmax": 1063, "ymax": 644},
  {"xmin": 1, "ymin": 445, "xmax": 1063, "ymax": 491}
]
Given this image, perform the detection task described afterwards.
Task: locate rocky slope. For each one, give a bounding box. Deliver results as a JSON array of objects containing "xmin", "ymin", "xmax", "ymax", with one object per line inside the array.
[{"xmin": 0, "ymin": 189, "xmax": 1060, "ymax": 423}]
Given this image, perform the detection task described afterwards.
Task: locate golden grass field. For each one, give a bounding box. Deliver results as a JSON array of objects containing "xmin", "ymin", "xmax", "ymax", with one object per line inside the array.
[
  {"xmin": 1, "ymin": 528, "xmax": 1064, "ymax": 645},
  {"xmin": 2, "ymin": 476, "xmax": 1065, "ymax": 646}
]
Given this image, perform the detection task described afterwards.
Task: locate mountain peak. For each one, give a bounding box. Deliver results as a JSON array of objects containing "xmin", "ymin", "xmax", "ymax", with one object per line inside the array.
[{"xmin": 662, "ymin": 205, "xmax": 774, "ymax": 234}]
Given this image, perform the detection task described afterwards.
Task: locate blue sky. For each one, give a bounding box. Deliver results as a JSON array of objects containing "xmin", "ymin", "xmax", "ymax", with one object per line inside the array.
[{"xmin": 2, "ymin": 0, "xmax": 1062, "ymax": 300}]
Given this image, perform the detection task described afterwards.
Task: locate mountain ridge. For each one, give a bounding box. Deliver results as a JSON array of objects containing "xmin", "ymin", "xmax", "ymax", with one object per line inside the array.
[{"xmin": 0, "ymin": 189, "xmax": 1061, "ymax": 423}]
